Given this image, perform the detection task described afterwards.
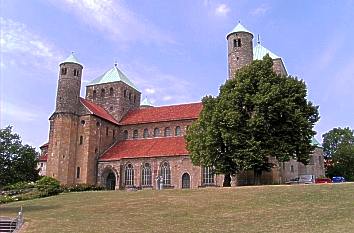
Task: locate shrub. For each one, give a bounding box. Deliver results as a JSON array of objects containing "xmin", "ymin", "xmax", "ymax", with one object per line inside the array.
[
  {"xmin": 35, "ymin": 176, "xmax": 61, "ymax": 196},
  {"xmin": 3, "ymin": 181, "xmax": 35, "ymax": 191},
  {"xmin": 61, "ymin": 184, "xmax": 106, "ymax": 193}
]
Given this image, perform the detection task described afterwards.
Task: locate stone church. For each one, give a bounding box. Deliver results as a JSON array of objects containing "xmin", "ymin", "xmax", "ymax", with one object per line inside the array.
[{"xmin": 38, "ymin": 23, "xmax": 325, "ymax": 190}]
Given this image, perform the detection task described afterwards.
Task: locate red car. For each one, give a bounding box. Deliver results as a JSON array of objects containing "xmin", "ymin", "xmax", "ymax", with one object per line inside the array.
[{"xmin": 315, "ymin": 178, "xmax": 332, "ymax": 183}]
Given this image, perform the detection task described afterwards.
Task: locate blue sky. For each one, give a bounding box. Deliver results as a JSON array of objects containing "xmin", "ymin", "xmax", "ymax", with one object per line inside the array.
[{"xmin": 1, "ymin": 0, "xmax": 353, "ymax": 149}]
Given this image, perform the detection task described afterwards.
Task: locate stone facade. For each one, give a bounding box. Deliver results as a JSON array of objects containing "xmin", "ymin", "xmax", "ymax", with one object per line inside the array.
[
  {"xmin": 227, "ymin": 31, "xmax": 254, "ymax": 79},
  {"xmin": 41, "ymin": 22, "xmax": 325, "ymax": 189}
]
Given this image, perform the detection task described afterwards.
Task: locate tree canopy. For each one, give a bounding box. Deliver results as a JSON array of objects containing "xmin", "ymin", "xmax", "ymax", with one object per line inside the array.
[
  {"xmin": 322, "ymin": 127, "xmax": 354, "ymax": 181},
  {"xmin": 186, "ymin": 55, "xmax": 319, "ymax": 185},
  {"xmin": 0, "ymin": 126, "xmax": 39, "ymax": 187}
]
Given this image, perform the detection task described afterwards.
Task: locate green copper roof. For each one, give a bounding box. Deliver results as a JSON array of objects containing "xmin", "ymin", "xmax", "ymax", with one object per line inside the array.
[
  {"xmin": 227, "ymin": 22, "xmax": 252, "ymax": 38},
  {"xmin": 253, "ymin": 42, "xmax": 280, "ymax": 60},
  {"xmin": 311, "ymin": 137, "xmax": 321, "ymax": 147},
  {"xmin": 141, "ymin": 97, "xmax": 153, "ymax": 107},
  {"xmin": 60, "ymin": 52, "xmax": 82, "ymax": 66},
  {"xmin": 88, "ymin": 65, "xmax": 139, "ymax": 91}
]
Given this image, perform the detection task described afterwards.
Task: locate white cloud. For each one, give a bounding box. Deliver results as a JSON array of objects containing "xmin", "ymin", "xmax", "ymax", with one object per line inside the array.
[
  {"xmin": 0, "ymin": 17, "xmax": 63, "ymax": 70},
  {"xmin": 53, "ymin": 0, "xmax": 174, "ymax": 46},
  {"xmin": 145, "ymin": 88, "xmax": 156, "ymax": 94},
  {"xmin": 118, "ymin": 61, "xmax": 198, "ymax": 105},
  {"xmin": 215, "ymin": 3, "xmax": 230, "ymax": 16},
  {"xmin": 250, "ymin": 5, "xmax": 270, "ymax": 16},
  {"xmin": 0, "ymin": 101, "xmax": 39, "ymax": 122}
]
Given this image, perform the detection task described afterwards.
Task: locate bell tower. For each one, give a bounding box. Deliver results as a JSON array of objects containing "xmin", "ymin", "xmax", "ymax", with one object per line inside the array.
[
  {"xmin": 47, "ymin": 52, "xmax": 83, "ymax": 184},
  {"xmin": 226, "ymin": 22, "xmax": 254, "ymax": 79}
]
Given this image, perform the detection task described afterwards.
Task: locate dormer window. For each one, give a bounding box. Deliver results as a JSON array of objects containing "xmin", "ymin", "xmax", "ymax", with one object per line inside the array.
[{"xmin": 61, "ymin": 68, "xmax": 67, "ymax": 75}]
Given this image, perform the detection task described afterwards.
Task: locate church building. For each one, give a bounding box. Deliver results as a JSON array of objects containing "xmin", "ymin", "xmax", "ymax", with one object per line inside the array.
[{"xmin": 38, "ymin": 23, "xmax": 325, "ymax": 190}]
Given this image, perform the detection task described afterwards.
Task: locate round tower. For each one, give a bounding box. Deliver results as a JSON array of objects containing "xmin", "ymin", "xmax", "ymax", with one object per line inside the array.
[
  {"xmin": 55, "ymin": 52, "xmax": 83, "ymax": 114},
  {"xmin": 226, "ymin": 22, "xmax": 254, "ymax": 79}
]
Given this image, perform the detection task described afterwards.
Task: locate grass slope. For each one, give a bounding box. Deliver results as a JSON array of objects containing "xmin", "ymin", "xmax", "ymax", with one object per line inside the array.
[{"xmin": 1, "ymin": 183, "xmax": 354, "ymax": 233}]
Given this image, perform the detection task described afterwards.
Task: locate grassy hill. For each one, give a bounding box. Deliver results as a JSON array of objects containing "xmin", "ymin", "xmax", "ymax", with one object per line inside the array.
[{"xmin": 1, "ymin": 183, "xmax": 354, "ymax": 233}]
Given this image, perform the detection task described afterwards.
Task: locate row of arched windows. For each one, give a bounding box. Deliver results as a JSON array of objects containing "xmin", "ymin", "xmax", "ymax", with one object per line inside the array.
[
  {"xmin": 60, "ymin": 67, "xmax": 80, "ymax": 77},
  {"xmin": 92, "ymin": 87, "xmax": 115, "ymax": 100},
  {"xmin": 123, "ymin": 90, "xmax": 137, "ymax": 103},
  {"xmin": 123, "ymin": 126, "xmax": 182, "ymax": 139},
  {"xmin": 124, "ymin": 162, "xmax": 171, "ymax": 187}
]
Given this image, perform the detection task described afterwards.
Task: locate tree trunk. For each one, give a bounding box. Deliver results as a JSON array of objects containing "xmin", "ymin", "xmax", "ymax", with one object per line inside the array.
[{"xmin": 223, "ymin": 173, "xmax": 231, "ymax": 187}]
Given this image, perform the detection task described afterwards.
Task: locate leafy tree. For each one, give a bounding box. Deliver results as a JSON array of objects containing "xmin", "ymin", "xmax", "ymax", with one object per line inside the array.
[
  {"xmin": 0, "ymin": 126, "xmax": 39, "ymax": 187},
  {"xmin": 322, "ymin": 127, "xmax": 354, "ymax": 181},
  {"xmin": 186, "ymin": 55, "xmax": 319, "ymax": 185}
]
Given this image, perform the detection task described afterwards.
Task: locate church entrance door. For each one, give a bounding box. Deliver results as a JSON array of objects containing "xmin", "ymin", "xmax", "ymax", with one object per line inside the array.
[
  {"xmin": 182, "ymin": 173, "xmax": 190, "ymax": 189},
  {"xmin": 106, "ymin": 172, "xmax": 116, "ymax": 190}
]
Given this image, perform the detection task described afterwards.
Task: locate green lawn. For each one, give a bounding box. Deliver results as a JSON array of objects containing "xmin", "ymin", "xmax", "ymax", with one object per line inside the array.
[{"xmin": 1, "ymin": 183, "xmax": 354, "ymax": 233}]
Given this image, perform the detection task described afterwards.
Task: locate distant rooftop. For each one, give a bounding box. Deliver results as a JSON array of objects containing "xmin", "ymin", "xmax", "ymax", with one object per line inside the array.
[
  {"xmin": 141, "ymin": 97, "xmax": 153, "ymax": 107},
  {"xmin": 87, "ymin": 64, "xmax": 139, "ymax": 91}
]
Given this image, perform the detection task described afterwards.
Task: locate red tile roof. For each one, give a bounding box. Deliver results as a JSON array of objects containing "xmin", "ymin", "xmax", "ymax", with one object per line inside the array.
[
  {"xmin": 99, "ymin": 137, "xmax": 188, "ymax": 161},
  {"xmin": 80, "ymin": 98, "xmax": 118, "ymax": 124},
  {"xmin": 119, "ymin": 102, "xmax": 202, "ymax": 125},
  {"xmin": 38, "ymin": 154, "xmax": 48, "ymax": 162}
]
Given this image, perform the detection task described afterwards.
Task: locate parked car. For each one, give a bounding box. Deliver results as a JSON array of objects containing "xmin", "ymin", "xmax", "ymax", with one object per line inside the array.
[
  {"xmin": 285, "ymin": 177, "xmax": 300, "ymax": 184},
  {"xmin": 315, "ymin": 178, "xmax": 332, "ymax": 183},
  {"xmin": 299, "ymin": 175, "xmax": 315, "ymax": 184},
  {"xmin": 332, "ymin": 176, "xmax": 346, "ymax": 183}
]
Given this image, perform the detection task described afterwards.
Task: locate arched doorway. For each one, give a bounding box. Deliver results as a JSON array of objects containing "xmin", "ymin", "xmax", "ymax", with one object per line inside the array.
[
  {"xmin": 106, "ymin": 172, "xmax": 116, "ymax": 190},
  {"xmin": 182, "ymin": 173, "xmax": 190, "ymax": 189}
]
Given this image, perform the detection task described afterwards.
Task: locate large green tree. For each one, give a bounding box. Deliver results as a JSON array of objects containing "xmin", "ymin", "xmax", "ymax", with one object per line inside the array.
[
  {"xmin": 322, "ymin": 127, "xmax": 354, "ymax": 181},
  {"xmin": 186, "ymin": 55, "xmax": 319, "ymax": 185},
  {"xmin": 0, "ymin": 126, "xmax": 39, "ymax": 187}
]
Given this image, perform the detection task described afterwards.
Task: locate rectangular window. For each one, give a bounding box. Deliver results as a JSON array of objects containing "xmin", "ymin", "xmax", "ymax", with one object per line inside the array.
[
  {"xmin": 203, "ymin": 166, "xmax": 214, "ymax": 185},
  {"xmin": 76, "ymin": 167, "xmax": 80, "ymax": 179}
]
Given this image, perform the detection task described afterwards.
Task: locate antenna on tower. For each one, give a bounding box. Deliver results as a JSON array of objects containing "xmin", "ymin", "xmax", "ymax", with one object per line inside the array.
[
  {"xmin": 114, "ymin": 60, "xmax": 118, "ymax": 67},
  {"xmin": 257, "ymin": 34, "xmax": 261, "ymax": 44}
]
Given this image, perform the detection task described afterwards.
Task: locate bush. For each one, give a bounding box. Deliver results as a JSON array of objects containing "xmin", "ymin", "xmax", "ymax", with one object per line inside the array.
[
  {"xmin": 35, "ymin": 176, "xmax": 61, "ymax": 196},
  {"xmin": 3, "ymin": 181, "xmax": 36, "ymax": 191},
  {"xmin": 61, "ymin": 184, "xmax": 106, "ymax": 193}
]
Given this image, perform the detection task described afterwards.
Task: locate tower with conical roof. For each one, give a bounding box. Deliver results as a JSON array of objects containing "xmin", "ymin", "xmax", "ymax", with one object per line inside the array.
[
  {"xmin": 47, "ymin": 53, "xmax": 83, "ymax": 184},
  {"xmin": 226, "ymin": 22, "xmax": 254, "ymax": 79}
]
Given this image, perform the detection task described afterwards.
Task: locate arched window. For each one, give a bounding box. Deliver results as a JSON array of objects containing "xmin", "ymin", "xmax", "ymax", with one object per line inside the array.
[
  {"xmin": 76, "ymin": 167, "xmax": 80, "ymax": 179},
  {"xmin": 142, "ymin": 163, "xmax": 152, "ymax": 186},
  {"xmin": 129, "ymin": 93, "xmax": 132, "ymax": 100},
  {"xmin": 133, "ymin": 130, "xmax": 138, "ymax": 139},
  {"xmin": 153, "ymin": 128, "xmax": 160, "ymax": 137},
  {"xmin": 123, "ymin": 130, "xmax": 128, "ymax": 139},
  {"xmin": 175, "ymin": 126, "xmax": 181, "ymax": 136},
  {"xmin": 133, "ymin": 95, "xmax": 136, "ymax": 103},
  {"xmin": 233, "ymin": 39, "xmax": 237, "ymax": 48},
  {"xmin": 106, "ymin": 127, "xmax": 109, "ymax": 136},
  {"xmin": 290, "ymin": 165, "xmax": 294, "ymax": 172},
  {"xmin": 73, "ymin": 69, "xmax": 79, "ymax": 77},
  {"xmin": 124, "ymin": 90, "xmax": 127, "ymax": 98},
  {"xmin": 79, "ymin": 136, "xmax": 83, "ymax": 145},
  {"xmin": 164, "ymin": 127, "xmax": 171, "ymax": 137},
  {"xmin": 93, "ymin": 90, "xmax": 97, "ymax": 100},
  {"xmin": 101, "ymin": 89, "xmax": 105, "ymax": 97},
  {"xmin": 109, "ymin": 87, "xmax": 114, "ymax": 96},
  {"xmin": 61, "ymin": 68, "xmax": 67, "ymax": 75},
  {"xmin": 237, "ymin": 38, "xmax": 241, "ymax": 47},
  {"xmin": 160, "ymin": 162, "xmax": 171, "ymax": 185},
  {"xmin": 143, "ymin": 128, "xmax": 149, "ymax": 138},
  {"xmin": 202, "ymin": 166, "xmax": 214, "ymax": 185},
  {"xmin": 125, "ymin": 164, "xmax": 134, "ymax": 186}
]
